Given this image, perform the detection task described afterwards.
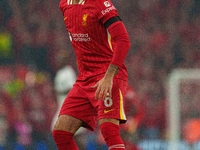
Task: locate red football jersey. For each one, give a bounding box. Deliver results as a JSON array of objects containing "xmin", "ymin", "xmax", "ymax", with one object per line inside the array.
[{"xmin": 59, "ymin": 0, "xmax": 128, "ymax": 84}]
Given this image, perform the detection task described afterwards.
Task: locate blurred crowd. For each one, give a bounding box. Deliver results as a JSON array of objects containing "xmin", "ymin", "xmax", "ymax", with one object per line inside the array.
[
  {"xmin": 0, "ymin": 65, "xmax": 58, "ymax": 149},
  {"xmin": 0, "ymin": 0, "xmax": 200, "ymax": 149}
]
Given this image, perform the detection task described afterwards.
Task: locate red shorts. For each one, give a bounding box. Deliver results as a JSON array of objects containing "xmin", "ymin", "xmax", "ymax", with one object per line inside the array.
[{"xmin": 59, "ymin": 78, "xmax": 128, "ymax": 131}]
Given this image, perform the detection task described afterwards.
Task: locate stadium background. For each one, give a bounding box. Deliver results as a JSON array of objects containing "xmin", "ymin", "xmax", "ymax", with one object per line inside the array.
[{"xmin": 0, "ymin": 0, "xmax": 200, "ymax": 149}]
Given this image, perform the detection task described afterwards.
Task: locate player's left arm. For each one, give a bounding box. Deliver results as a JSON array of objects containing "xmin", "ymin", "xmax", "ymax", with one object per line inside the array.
[
  {"xmin": 106, "ymin": 17, "xmax": 131, "ymax": 68},
  {"xmin": 92, "ymin": 17, "xmax": 131, "ymax": 101}
]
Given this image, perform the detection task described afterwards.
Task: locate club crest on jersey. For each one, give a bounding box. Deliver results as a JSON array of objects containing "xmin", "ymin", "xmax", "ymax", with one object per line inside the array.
[
  {"xmin": 104, "ymin": 1, "xmax": 111, "ymax": 7},
  {"xmin": 82, "ymin": 14, "xmax": 88, "ymax": 26}
]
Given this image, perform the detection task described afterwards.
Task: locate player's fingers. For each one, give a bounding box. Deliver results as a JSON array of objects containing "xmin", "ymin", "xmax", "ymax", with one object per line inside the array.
[
  {"xmin": 109, "ymin": 88, "xmax": 112, "ymax": 99},
  {"xmin": 98, "ymin": 90, "xmax": 104, "ymax": 101},
  {"xmin": 91, "ymin": 82, "xmax": 98, "ymax": 88},
  {"xmin": 103, "ymin": 90, "xmax": 108, "ymax": 101},
  {"xmin": 95, "ymin": 86, "xmax": 100, "ymax": 100}
]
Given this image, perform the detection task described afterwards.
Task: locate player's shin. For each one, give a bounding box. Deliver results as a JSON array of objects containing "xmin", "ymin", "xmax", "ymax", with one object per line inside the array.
[
  {"xmin": 52, "ymin": 130, "xmax": 79, "ymax": 150},
  {"xmin": 100, "ymin": 122, "xmax": 125, "ymax": 150}
]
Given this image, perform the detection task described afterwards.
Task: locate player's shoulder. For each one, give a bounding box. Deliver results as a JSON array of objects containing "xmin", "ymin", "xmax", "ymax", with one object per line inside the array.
[
  {"xmin": 59, "ymin": 0, "xmax": 67, "ymax": 11},
  {"xmin": 89, "ymin": 0, "xmax": 114, "ymax": 7}
]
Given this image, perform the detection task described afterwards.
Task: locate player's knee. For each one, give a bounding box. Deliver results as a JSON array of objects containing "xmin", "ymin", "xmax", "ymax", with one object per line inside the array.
[
  {"xmin": 52, "ymin": 130, "xmax": 72, "ymax": 142},
  {"xmin": 52, "ymin": 130, "xmax": 74, "ymax": 146},
  {"xmin": 53, "ymin": 115, "xmax": 82, "ymax": 133},
  {"xmin": 100, "ymin": 122, "xmax": 125, "ymax": 149},
  {"xmin": 99, "ymin": 118, "xmax": 119, "ymax": 126},
  {"xmin": 100, "ymin": 122, "xmax": 120, "ymax": 140}
]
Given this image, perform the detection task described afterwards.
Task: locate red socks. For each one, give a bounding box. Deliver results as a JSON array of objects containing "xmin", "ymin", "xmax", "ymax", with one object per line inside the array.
[
  {"xmin": 53, "ymin": 123, "xmax": 125, "ymax": 150},
  {"xmin": 52, "ymin": 130, "xmax": 78, "ymax": 150},
  {"xmin": 100, "ymin": 122, "xmax": 125, "ymax": 150}
]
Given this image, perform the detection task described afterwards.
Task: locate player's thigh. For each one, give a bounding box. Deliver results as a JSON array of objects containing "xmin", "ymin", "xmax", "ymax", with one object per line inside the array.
[{"xmin": 53, "ymin": 114, "xmax": 83, "ymax": 133}]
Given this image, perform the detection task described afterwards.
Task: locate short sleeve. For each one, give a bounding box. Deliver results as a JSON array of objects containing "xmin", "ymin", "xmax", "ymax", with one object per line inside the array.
[{"xmin": 96, "ymin": 0, "xmax": 119, "ymax": 24}]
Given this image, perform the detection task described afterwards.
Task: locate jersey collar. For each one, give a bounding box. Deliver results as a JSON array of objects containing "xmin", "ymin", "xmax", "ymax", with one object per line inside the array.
[{"xmin": 67, "ymin": 0, "xmax": 86, "ymax": 5}]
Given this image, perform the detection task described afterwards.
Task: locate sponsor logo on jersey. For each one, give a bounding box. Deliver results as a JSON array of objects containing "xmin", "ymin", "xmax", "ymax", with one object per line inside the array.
[
  {"xmin": 82, "ymin": 14, "xmax": 88, "ymax": 26},
  {"xmin": 104, "ymin": 1, "xmax": 111, "ymax": 7},
  {"xmin": 71, "ymin": 33, "xmax": 91, "ymax": 42},
  {"xmin": 101, "ymin": 6, "xmax": 116, "ymax": 15}
]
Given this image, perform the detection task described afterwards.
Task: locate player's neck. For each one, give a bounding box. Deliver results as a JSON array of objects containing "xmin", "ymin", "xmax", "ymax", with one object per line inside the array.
[{"xmin": 72, "ymin": 0, "xmax": 80, "ymax": 4}]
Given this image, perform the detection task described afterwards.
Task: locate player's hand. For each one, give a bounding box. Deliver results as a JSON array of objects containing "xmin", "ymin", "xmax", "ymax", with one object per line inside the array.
[
  {"xmin": 91, "ymin": 64, "xmax": 119, "ymax": 101},
  {"xmin": 91, "ymin": 76, "xmax": 113, "ymax": 101}
]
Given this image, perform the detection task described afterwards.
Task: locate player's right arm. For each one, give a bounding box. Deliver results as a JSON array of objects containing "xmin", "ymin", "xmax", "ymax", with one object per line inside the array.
[{"xmin": 92, "ymin": 64, "xmax": 118, "ymax": 100}]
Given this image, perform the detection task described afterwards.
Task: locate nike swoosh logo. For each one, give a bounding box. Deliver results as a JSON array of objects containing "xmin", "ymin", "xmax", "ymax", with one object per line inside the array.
[{"xmin": 104, "ymin": 109, "xmax": 115, "ymax": 114}]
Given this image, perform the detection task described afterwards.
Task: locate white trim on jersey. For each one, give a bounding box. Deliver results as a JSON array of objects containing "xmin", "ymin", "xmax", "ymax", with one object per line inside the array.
[
  {"xmin": 67, "ymin": 0, "xmax": 72, "ymax": 5},
  {"xmin": 67, "ymin": 0, "xmax": 86, "ymax": 5},
  {"xmin": 79, "ymin": 0, "xmax": 86, "ymax": 4},
  {"xmin": 109, "ymin": 144, "xmax": 125, "ymax": 150}
]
